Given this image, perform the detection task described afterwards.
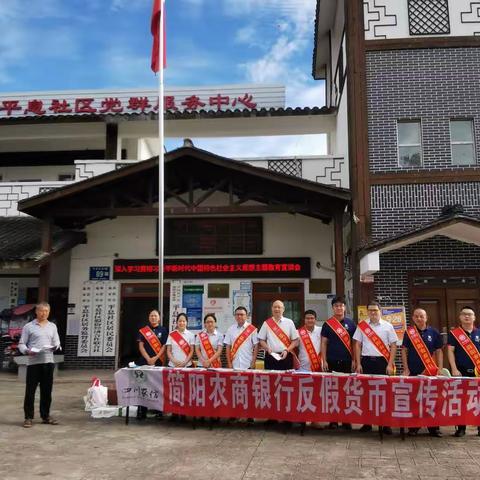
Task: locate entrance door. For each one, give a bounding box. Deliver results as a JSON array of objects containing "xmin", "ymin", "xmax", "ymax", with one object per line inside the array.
[
  {"xmin": 118, "ymin": 283, "xmax": 169, "ymax": 367},
  {"xmin": 410, "ymin": 280, "xmax": 480, "ymax": 370},
  {"xmin": 252, "ymin": 283, "xmax": 304, "ymax": 329}
]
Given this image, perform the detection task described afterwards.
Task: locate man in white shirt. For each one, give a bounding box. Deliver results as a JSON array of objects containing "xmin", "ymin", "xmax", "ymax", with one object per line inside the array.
[
  {"xmin": 297, "ymin": 310, "xmax": 322, "ymax": 372},
  {"xmin": 258, "ymin": 300, "xmax": 299, "ymax": 371},
  {"xmin": 353, "ymin": 300, "xmax": 397, "ymax": 434},
  {"xmin": 224, "ymin": 306, "xmax": 258, "ymax": 370}
]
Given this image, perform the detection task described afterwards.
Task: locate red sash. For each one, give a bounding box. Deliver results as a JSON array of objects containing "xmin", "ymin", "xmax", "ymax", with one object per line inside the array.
[
  {"xmin": 230, "ymin": 324, "xmax": 256, "ymax": 360},
  {"xmin": 451, "ymin": 327, "xmax": 480, "ymax": 376},
  {"xmin": 358, "ymin": 321, "xmax": 391, "ymax": 361},
  {"xmin": 199, "ymin": 331, "xmax": 221, "ymax": 368},
  {"xmin": 406, "ymin": 326, "xmax": 439, "ymax": 376},
  {"xmin": 139, "ymin": 326, "xmax": 162, "ymax": 355},
  {"xmin": 265, "ymin": 318, "xmax": 292, "ymax": 349},
  {"xmin": 298, "ymin": 327, "xmax": 321, "ymax": 372},
  {"xmin": 326, "ymin": 317, "xmax": 353, "ymax": 357},
  {"xmin": 170, "ymin": 330, "xmax": 192, "ymax": 357}
]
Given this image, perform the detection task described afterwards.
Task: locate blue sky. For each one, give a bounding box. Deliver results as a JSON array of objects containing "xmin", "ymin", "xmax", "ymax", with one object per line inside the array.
[{"xmin": 0, "ymin": 0, "xmax": 326, "ymax": 156}]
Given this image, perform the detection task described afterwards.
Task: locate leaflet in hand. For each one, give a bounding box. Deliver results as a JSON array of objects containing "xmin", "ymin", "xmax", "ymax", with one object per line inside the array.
[
  {"xmin": 30, "ymin": 345, "xmax": 55, "ymax": 353},
  {"xmin": 270, "ymin": 352, "xmax": 282, "ymax": 361}
]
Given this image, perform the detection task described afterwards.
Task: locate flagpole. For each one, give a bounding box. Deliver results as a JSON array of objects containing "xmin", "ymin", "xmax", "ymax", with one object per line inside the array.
[{"xmin": 158, "ymin": 0, "xmax": 165, "ymax": 326}]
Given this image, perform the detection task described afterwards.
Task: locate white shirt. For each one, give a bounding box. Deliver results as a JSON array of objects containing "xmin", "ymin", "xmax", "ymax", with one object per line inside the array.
[
  {"xmin": 223, "ymin": 322, "xmax": 258, "ymax": 369},
  {"xmin": 257, "ymin": 316, "xmax": 299, "ymax": 353},
  {"xmin": 353, "ymin": 319, "xmax": 397, "ymax": 357},
  {"xmin": 297, "ymin": 325, "xmax": 322, "ymax": 371},
  {"xmin": 166, "ymin": 329, "xmax": 195, "ymax": 367},
  {"xmin": 195, "ymin": 329, "xmax": 224, "ymax": 367}
]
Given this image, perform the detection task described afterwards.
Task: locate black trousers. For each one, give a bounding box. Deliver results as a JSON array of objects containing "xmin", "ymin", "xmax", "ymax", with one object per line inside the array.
[
  {"xmin": 264, "ymin": 352, "xmax": 293, "ymax": 371},
  {"xmin": 457, "ymin": 365, "xmax": 476, "ymax": 432},
  {"xmin": 327, "ymin": 358, "xmax": 352, "ymax": 374},
  {"xmin": 361, "ymin": 356, "xmax": 388, "ymax": 375},
  {"xmin": 24, "ymin": 363, "xmax": 55, "ymax": 420}
]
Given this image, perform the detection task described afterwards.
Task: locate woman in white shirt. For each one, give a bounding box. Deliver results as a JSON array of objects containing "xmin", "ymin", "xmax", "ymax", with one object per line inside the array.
[
  {"xmin": 195, "ymin": 314, "xmax": 224, "ymax": 368},
  {"xmin": 166, "ymin": 313, "xmax": 195, "ymax": 368}
]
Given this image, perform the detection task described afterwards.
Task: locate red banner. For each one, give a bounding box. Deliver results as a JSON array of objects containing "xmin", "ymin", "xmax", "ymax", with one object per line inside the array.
[{"xmin": 154, "ymin": 369, "xmax": 480, "ymax": 427}]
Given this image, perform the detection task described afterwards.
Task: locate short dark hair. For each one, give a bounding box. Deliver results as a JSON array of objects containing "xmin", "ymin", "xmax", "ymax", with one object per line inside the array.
[
  {"xmin": 203, "ymin": 313, "xmax": 217, "ymax": 323},
  {"xmin": 331, "ymin": 296, "xmax": 346, "ymax": 307},
  {"xmin": 304, "ymin": 309, "xmax": 317, "ymax": 318},
  {"xmin": 367, "ymin": 300, "xmax": 382, "ymax": 310},
  {"xmin": 234, "ymin": 306, "xmax": 248, "ymax": 315}
]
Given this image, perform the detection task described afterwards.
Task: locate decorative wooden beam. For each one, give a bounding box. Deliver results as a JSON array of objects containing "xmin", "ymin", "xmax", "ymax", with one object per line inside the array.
[
  {"xmin": 334, "ymin": 212, "xmax": 345, "ymax": 297},
  {"xmin": 105, "ymin": 123, "xmax": 118, "ymax": 160},
  {"xmin": 38, "ymin": 219, "xmax": 52, "ymax": 302}
]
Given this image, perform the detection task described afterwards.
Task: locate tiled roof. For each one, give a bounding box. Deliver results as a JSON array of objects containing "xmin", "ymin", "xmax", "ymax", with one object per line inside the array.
[{"xmin": 0, "ymin": 217, "xmax": 85, "ymax": 264}]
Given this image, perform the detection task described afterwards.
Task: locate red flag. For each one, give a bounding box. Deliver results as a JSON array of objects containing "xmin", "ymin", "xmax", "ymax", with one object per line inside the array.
[{"xmin": 151, "ymin": 0, "xmax": 166, "ymax": 72}]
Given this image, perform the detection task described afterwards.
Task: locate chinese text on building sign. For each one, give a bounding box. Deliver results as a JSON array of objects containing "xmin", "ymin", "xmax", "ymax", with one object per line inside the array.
[
  {"xmin": 0, "ymin": 86, "xmax": 285, "ymax": 118},
  {"xmin": 115, "ymin": 368, "xmax": 480, "ymax": 427}
]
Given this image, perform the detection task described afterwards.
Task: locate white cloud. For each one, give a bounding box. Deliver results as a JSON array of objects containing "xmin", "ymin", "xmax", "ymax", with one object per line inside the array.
[
  {"xmin": 166, "ymin": 134, "xmax": 327, "ymax": 158},
  {"xmin": 110, "ymin": 0, "xmax": 150, "ymax": 11}
]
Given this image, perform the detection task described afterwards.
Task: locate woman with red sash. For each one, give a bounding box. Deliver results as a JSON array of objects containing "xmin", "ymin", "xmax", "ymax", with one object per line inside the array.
[
  {"xmin": 447, "ymin": 306, "xmax": 480, "ymax": 437},
  {"xmin": 136, "ymin": 309, "xmax": 168, "ymax": 420},
  {"xmin": 166, "ymin": 313, "xmax": 195, "ymax": 422},
  {"xmin": 401, "ymin": 308, "xmax": 443, "ymax": 437},
  {"xmin": 166, "ymin": 313, "xmax": 195, "ymax": 368},
  {"xmin": 195, "ymin": 314, "xmax": 224, "ymax": 368}
]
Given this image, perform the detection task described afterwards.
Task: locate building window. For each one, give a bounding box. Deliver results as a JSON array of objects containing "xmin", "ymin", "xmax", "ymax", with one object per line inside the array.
[
  {"xmin": 397, "ymin": 120, "xmax": 422, "ymax": 167},
  {"xmin": 165, "ymin": 217, "xmax": 263, "ymax": 255},
  {"xmin": 450, "ymin": 120, "xmax": 476, "ymax": 166},
  {"xmin": 407, "ymin": 0, "xmax": 450, "ymax": 36}
]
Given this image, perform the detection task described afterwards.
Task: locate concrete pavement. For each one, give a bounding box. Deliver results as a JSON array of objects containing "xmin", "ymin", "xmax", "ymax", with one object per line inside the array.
[{"xmin": 1, "ymin": 370, "xmax": 480, "ymax": 480}]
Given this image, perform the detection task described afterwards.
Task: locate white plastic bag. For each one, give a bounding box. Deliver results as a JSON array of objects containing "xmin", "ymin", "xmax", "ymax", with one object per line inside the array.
[{"xmin": 84, "ymin": 377, "xmax": 108, "ymax": 411}]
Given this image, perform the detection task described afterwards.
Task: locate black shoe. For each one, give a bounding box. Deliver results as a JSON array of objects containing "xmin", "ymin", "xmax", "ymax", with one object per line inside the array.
[
  {"xmin": 477, "ymin": 428, "xmax": 480, "ymax": 437},
  {"xmin": 328, "ymin": 422, "xmax": 338, "ymax": 430},
  {"xmin": 341, "ymin": 423, "xmax": 352, "ymax": 430},
  {"xmin": 359, "ymin": 424, "xmax": 372, "ymax": 433},
  {"xmin": 454, "ymin": 429, "xmax": 466, "ymax": 437},
  {"xmin": 408, "ymin": 428, "xmax": 419, "ymax": 436},
  {"xmin": 429, "ymin": 430, "xmax": 442, "ymax": 438},
  {"xmin": 247, "ymin": 418, "xmax": 254, "ymax": 423},
  {"xmin": 381, "ymin": 426, "xmax": 393, "ymax": 435}
]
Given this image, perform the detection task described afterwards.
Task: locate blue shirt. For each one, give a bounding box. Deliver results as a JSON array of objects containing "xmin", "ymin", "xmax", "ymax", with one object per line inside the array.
[
  {"xmin": 402, "ymin": 325, "xmax": 442, "ymax": 375},
  {"xmin": 447, "ymin": 327, "xmax": 480, "ymax": 370},
  {"xmin": 137, "ymin": 324, "xmax": 168, "ymax": 365},
  {"xmin": 320, "ymin": 317, "xmax": 355, "ymax": 361}
]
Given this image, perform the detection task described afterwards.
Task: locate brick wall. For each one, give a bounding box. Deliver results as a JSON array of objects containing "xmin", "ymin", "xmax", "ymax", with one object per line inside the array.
[
  {"xmin": 373, "ymin": 235, "xmax": 480, "ymax": 318},
  {"xmin": 64, "ymin": 335, "xmax": 115, "ymax": 369},
  {"xmin": 370, "ymin": 182, "xmax": 480, "ymax": 240},
  {"xmin": 366, "ymin": 48, "xmax": 480, "ymax": 173}
]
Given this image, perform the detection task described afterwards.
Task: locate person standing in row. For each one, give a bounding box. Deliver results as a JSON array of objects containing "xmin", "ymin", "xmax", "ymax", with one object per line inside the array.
[
  {"xmin": 19, "ymin": 302, "xmax": 61, "ymax": 428},
  {"xmin": 447, "ymin": 306, "xmax": 480, "ymax": 437},
  {"xmin": 353, "ymin": 300, "xmax": 397, "ymax": 434},
  {"xmin": 195, "ymin": 313, "xmax": 224, "ymax": 368},
  {"xmin": 401, "ymin": 307, "xmax": 443, "ymax": 437},
  {"xmin": 321, "ymin": 296, "xmax": 355, "ymax": 429},
  {"xmin": 166, "ymin": 313, "xmax": 195, "ymax": 368},
  {"xmin": 297, "ymin": 310, "xmax": 322, "ymax": 372},
  {"xmin": 136, "ymin": 309, "xmax": 168, "ymax": 420},
  {"xmin": 224, "ymin": 306, "xmax": 258, "ymax": 370},
  {"xmin": 258, "ymin": 300, "xmax": 299, "ymax": 371}
]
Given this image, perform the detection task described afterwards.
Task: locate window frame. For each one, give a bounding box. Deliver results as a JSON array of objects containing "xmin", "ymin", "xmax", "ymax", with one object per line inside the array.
[
  {"xmin": 449, "ymin": 118, "xmax": 476, "ymax": 166},
  {"xmin": 396, "ymin": 119, "xmax": 423, "ymax": 168}
]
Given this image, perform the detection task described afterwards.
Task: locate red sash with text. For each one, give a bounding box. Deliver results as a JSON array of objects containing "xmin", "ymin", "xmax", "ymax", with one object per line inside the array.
[
  {"xmin": 230, "ymin": 324, "xmax": 256, "ymax": 360},
  {"xmin": 266, "ymin": 318, "xmax": 292, "ymax": 349},
  {"xmin": 139, "ymin": 326, "xmax": 162, "ymax": 355},
  {"xmin": 199, "ymin": 331, "xmax": 221, "ymax": 368},
  {"xmin": 326, "ymin": 317, "xmax": 353, "ymax": 357},
  {"xmin": 298, "ymin": 327, "xmax": 322, "ymax": 372},
  {"xmin": 358, "ymin": 321, "xmax": 391, "ymax": 361},
  {"xmin": 451, "ymin": 327, "xmax": 480, "ymax": 376},
  {"xmin": 406, "ymin": 326, "xmax": 439, "ymax": 376},
  {"xmin": 170, "ymin": 330, "xmax": 192, "ymax": 357}
]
